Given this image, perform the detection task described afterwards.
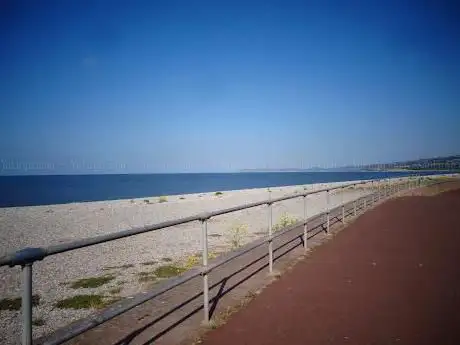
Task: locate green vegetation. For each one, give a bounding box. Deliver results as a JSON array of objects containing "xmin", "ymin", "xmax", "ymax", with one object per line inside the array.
[
  {"xmin": 154, "ymin": 264, "xmax": 187, "ymax": 278},
  {"xmin": 0, "ymin": 295, "xmax": 40, "ymax": 311},
  {"xmin": 137, "ymin": 271, "xmax": 158, "ymax": 283},
  {"xmin": 103, "ymin": 264, "xmax": 134, "ymax": 270},
  {"xmin": 273, "ymin": 213, "xmax": 299, "ymax": 232},
  {"xmin": 108, "ymin": 287, "xmax": 122, "ymax": 294},
  {"xmin": 215, "ymin": 191, "xmax": 223, "ymax": 196},
  {"xmin": 32, "ymin": 318, "xmax": 45, "ymax": 326},
  {"xmin": 137, "ymin": 262, "xmax": 190, "ymax": 282},
  {"xmin": 225, "ymin": 224, "xmax": 248, "ymax": 249},
  {"xmin": 55, "ymin": 295, "xmax": 120, "ymax": 309},
  {"xmin": 183, "ymin": 255, "xmax": 200, "ymax": 269},
  {"xmin": 158, "ymin": 196, "xmax": 168, "ymax": 203},
  {"xmin": 183, "ymin": 252, "xmax": 218, "ymax": 269},
  {"xmin": 180, "ymin": 197, "xmax": 185, "ymax": 200},
  {"xmin": 70, "ymin": 275, "xmax": 115, "ymax": 289}
]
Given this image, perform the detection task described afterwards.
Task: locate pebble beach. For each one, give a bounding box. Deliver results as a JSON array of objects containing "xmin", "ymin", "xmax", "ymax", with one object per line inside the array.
[{"xmin": 0, "ymin": 177, "xmax": 426, "ymax": 344}]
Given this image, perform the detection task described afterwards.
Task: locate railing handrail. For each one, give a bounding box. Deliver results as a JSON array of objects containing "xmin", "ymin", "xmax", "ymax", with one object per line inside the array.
[
  {"xmin": 2, "ymin": 173, "xmax": 451, "ymax": 345},
  {"xmin": 0, "ymin": 179, "xmax": 372, "ymax": 267}
]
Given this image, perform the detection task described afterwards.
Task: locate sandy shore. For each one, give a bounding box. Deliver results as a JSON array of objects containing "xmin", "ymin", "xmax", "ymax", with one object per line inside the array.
[{"xmin": 0, "ymin": 176, "xmax": 445, "ymax": 344}]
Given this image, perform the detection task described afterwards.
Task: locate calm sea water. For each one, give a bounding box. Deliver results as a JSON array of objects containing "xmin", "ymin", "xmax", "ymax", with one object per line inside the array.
[{"xmin": 0, "ymin": 171, "xmax": 440, "ymax": 207}]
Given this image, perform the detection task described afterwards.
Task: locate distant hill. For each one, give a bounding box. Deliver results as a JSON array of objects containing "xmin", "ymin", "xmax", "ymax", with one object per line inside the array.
[
  {"xmin": 240, "ymin": 155, "xmax": 460, "ymax": 173},
  {"xmin": 359, "ymin": 155, "xmax": 460, "ymax": 171}
]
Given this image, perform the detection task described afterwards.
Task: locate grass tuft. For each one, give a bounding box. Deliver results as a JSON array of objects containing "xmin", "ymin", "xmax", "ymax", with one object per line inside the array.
[
  {"xmin": 158, "ymin": 196, "xmax": 168, "ymax": 203},
  {"xmin": 0, "ymin": 295, "xmax": 40, "ymax": 311},
  {"xmin": 32, "ymin": 318, "xmax": 45, "ymax": 326},
  {"xmin": 273, "ymin": 213, "xmax": 299, "ymax": 232},
  {"xmin": 154, "ymin": 264, "xmax": 186, "ymax": 278},
  {"xmin": 108, "ymin": 287, "xmax": 122, "ymax": 294},
  {"xmin": 183, "ymin": 252, "xmax": 217, "ymax": 269},
  {"xmin": 225, "ymin": 224, "xmax": 248, "ymax": 249},
  {"xmin": 103, "ymin": 264, "xmax": 134, "ymax": 270},
  {"xmin": 70, "ymin": 275, "xmax": 115, "ymax": 289},
  {"xmin": 137, "ymin": 271, "xmax": 158, "ymax": 283},
  {"xmin": 215, "ymin": 191, "xmax": 223, "ymax": 196},
  {"xmin": 55, "ymin": 295, "xmax": 120, "ymax": 309}
]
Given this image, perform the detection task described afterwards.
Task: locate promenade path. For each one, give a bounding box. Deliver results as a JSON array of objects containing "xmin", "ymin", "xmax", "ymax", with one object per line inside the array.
[{"xmin": 200, "ymin": 187, "xmax": 460, "ymax": 345}]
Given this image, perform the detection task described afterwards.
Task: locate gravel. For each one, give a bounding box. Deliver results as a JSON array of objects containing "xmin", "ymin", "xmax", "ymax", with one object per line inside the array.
[{"xmin": 0, "ymin": 179, "xmax": 392, "ymax": 344}]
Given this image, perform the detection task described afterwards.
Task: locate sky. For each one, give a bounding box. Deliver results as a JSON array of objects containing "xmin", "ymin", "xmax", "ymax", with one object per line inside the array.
[{"xmin": 1, "ymin": 0, "xmax": 459, "ymax": 174}]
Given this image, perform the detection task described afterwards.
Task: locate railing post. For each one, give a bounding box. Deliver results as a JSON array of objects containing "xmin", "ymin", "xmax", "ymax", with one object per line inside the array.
[
  {"xmin": 370, "ymin": 181, "xmax": 373, "ymax": 204},
  {"xmin": 201, "ymin": 218, "xmax": 209, "ymax": 324},
  {"xmin": 22, "ymin": 264, "xmax": 33, "ymax": 345},
  {"xmin": 326, "ymin": 190, "xmax": 330, "ymax": 233},
  {"xmin": 303, "ymin": 193, "xmax": 308, "ymax": 252},
  {"xmin": 268, "ymin": 198, "xmax": 273, "ymax": 274},
  {"xmin": 341, "ymin": 188, "xmax": 345, "ymax": 224}
]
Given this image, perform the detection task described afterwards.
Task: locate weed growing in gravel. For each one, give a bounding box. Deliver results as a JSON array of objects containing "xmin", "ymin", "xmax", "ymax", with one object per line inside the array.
[
  {"xmin": 55, "ymin": 295, "xmax": 120, "ymax": 309},
  {"xmin": 0, "ymin": 295, "xmax": 40, "ymax": 311},
  {"xmin": 108, "ymin": 287, "xmax": 122, "ymax": 294},
  {"xmin": 141, "ymin": 261, "xmax": 158, "ymax": 266},
  {"xmin": 183, "ymin": 252, "xmax": 218, "ymax": 269},
  {"xmin": 32, "ymin": 318, "xmax": 45, "ymax": 326},
  {"xmin": 161, "ymin": 257, "xmax": 173, "ymax": 262},
  {"xmin": 154, "ymin": 264, "xmax": 186, "ymax": 278},
  {"xmin": 273, "ymin": 213, "xmax": 299, "ymax": 232},
  {"xmin": 103, "ymin": 264, "xmax": 134, "ymax": 270},
  {"xmin": 183, "ymin": 255, "xmax": 200, "ymax": 269},
  {"xmin": 70, "ymin": 275, "xmax": 115, "ymax": 289},
  {"xmin": 225, "ymin": 224, "xmax": 248, "ymax": 249},
  {"xmin": 137, "ymin": 271, "xmax": 158, "ymax": 283}
]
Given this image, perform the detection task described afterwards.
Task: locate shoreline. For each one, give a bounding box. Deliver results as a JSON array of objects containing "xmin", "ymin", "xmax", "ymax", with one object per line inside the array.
[
  {"xmin": 0, "ymin": 174, "xmax": 455, "ymax": 344},
  {"xmin": 0, "ymin": 170, "xmax": 442, "ymax": 208}
]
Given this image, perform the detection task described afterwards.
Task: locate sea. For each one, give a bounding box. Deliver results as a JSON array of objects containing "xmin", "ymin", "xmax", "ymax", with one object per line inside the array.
[{"xmin": 0, "ymin": 171, "xmax": 442, "ymax": 208}]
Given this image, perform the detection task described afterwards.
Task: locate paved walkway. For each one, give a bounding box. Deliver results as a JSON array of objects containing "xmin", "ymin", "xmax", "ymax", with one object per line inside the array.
[{"xmin": 201, "ymin": 188, "xmax": 460, "ymax": 345}]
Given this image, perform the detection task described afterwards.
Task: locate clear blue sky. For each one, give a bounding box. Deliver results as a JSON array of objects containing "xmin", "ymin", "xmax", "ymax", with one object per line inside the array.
[{"xmin": 1, "ymin": 0, "xmax": 459, "ymax": 174}]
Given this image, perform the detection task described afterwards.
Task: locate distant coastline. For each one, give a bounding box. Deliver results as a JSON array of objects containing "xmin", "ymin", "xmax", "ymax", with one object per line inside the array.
[{"xmin": 241, "ymin": 154, "xmax": 460, "ymax": 173}]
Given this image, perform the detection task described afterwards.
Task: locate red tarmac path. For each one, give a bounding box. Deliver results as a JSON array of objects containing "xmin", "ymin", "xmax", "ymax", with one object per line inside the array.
[{"xmin": 200, "ymin": 188, "xmax": 460, "ymax": 345}]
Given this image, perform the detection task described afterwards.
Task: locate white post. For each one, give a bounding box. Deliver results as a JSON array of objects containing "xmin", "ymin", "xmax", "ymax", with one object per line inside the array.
[{"xmin": 201, "ymin": 219, "xmax": 209, "ymax": 324}]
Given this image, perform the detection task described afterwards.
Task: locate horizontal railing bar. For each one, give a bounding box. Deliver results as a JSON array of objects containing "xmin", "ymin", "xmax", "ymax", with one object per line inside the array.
[
  {"xmin": 33, "ymin": 176, "xmax": 446, "ymax": 345},
  {"xmin": 0, "ymin": 179, "xmax": 381, "ymax": 267},
  {"xmin": 206, "ymin": 193, "xmax": 369, "ymax": 274},
  {"xmin": 204, "ymin": 236, "xmax": 268, "ymax": 275},
  {"xmin": 39, "ymin": 195, "xmax": 356, "ymax": 345},
  {"xmin": 38, "ymin": 267, "xmax": 204, "ymax": 345}
]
